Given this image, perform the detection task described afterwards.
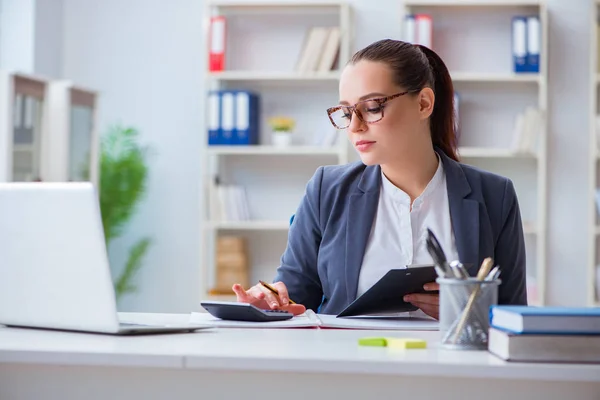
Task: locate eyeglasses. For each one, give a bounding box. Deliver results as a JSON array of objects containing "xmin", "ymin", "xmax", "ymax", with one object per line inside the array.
[{"xmin": 326, "ymin": 91, "xmax": 414, "ymax": 130}]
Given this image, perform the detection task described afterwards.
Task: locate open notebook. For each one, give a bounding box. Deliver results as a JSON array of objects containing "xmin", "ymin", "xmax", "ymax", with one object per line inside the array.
[{"xmin": 189, "ymin": 309, "xmax": 439, "ymax": 331}]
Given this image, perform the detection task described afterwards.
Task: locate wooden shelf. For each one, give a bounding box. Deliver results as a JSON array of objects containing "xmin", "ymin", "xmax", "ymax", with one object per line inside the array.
[
  {"xmin": 207, "ymin": 220, "xmax": 290, "ymax": 231},
  {"xmin": 207, "ymin": 145, "xmax": 342, "ymax": 156},
  {"xmin": 207, "ymin": 71, "xmax": 341, "ymax": 81},
  {"xmin": 458, "ymin": 147, "xmax": 537, "ymax": 158}
]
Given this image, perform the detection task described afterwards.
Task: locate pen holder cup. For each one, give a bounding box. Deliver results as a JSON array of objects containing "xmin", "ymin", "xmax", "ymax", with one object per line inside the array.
[{"xmin": 437, "ymin": 277, "xmax": 501, "ymax": 350}]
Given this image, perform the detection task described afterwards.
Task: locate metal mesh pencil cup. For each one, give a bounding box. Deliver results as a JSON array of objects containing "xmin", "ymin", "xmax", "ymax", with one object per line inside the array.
[{"xmin": 437, "ymin": 277, "xmax": 501, "ymax": 350}]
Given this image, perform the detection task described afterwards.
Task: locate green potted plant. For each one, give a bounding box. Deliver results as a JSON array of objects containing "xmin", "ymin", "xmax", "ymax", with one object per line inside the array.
[
  {"xmin": 94, "ymin": 125, "xmax": 152, "ymax": 301},
  {"xmin": 268, "ymin": 116, "xmax": 295, "ymax": 147}
]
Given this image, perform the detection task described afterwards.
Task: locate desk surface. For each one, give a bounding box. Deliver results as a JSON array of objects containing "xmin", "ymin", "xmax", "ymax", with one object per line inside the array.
[{"xmin": 0, "ymin": 312, "xmax": 599, "ymax": 382}]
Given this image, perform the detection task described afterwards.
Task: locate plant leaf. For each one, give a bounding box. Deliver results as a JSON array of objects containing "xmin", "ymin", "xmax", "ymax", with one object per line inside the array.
[{"xmin": 114, "ymin": 237, "xmax": 151, "ymax": 299}]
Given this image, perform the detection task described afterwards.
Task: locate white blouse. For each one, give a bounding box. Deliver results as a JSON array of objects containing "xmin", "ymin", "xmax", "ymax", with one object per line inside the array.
[{"xmin": 356, "ymin": 156, "xmax": 460, "ymax": 298}]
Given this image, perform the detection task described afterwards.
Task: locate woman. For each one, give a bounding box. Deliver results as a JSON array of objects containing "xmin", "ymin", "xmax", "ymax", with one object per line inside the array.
[{"xmin": 232, "ymin": 39, "xmax": 528, "ymax": 319}]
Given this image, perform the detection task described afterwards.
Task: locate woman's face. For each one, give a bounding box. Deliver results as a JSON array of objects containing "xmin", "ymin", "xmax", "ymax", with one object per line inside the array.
[{"xmin": 336, "ymin": 60, "xmax": 434, "ymax": 166}]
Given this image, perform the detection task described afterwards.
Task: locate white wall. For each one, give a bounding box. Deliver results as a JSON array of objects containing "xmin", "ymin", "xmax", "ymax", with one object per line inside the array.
[
  {"xmin": 54, "ymin": 0, "xmax": 593, "ymax": 311},
  {"xmin": 62, "ymin": 0, "xmax": 205, "ymax": 312},
  {"xmin": 0, "ymin": 0, "xmax": 36, "ymax": 73},
  {"xmin": 545, "ymin": 0, "xmax": 591, "ymax": 305},
  {"xmin": 34, "ymin": 0, "xmax": 63, "ymax": 78}
]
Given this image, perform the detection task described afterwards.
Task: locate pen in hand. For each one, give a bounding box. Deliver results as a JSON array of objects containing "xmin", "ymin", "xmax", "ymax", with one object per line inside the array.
[{"xmin": 258, "ymin": 280, "xmax": 296, "ymax": 305}]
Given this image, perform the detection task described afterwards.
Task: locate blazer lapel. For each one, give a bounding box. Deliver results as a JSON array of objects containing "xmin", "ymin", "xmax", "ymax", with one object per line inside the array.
[
  {"xmin": 439, "ymin": 150, "xmax": 480, "ymax": 272},
  {"xmin": 345, "ymin": 165, "xmax": 380, "ymax": 304}
]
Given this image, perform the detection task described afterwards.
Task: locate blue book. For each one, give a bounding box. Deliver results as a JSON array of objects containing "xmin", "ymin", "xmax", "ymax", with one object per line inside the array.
[
  {"xmin": 490, "ymin": 305, "xmax": 600, "ymax": 335},
  {"xmin": 233, "ymin": 91, "xmax": 259, "ymax": 145},
  {"xmin": 526, "ymin": 16, "xmax": 540, "ymax": 73},
  {"xmin": 511, "ymin": 16, "xmax": 528, "ymax": 73}
]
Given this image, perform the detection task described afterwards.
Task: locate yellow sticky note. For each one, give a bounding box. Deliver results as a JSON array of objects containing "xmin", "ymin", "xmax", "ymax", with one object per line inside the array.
[
  {"xmin": 358, "ymin": 337, "xmax": 427, "ymax": 349},
  {"xmin": 386, "ymin": 338, "xmax": 427, "ymax": 349}
]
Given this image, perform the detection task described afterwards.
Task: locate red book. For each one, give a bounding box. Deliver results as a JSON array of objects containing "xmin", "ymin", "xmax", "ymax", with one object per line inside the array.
[{"xmin": 209, "ymin": 16, "xmax": 226, "ymax": 72}]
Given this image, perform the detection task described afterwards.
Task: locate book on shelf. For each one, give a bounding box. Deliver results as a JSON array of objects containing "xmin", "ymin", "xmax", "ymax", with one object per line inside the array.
[
  {"xmin": 208, "ymin": 90, "xmax": 260, "ymax": 146},
  {"xmin": 295, "ymin": 26, "xmax": 341, "ymax": 73},
  {"xmin": 208, "ymin": 177, "xmax": 251, "ymax": 222},
  {"xmin": 510, "ymin": 106, "xmax": 543, "ymax": 154},
  {"xmin": 311, "ymin": 125, "xmax": 341, "ymax": 148}
]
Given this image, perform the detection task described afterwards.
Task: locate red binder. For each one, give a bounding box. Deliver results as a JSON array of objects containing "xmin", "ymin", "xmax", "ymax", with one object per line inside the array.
[{"xmin": 209, "ymin": 16, "xmax": 226, "ymax": 72}]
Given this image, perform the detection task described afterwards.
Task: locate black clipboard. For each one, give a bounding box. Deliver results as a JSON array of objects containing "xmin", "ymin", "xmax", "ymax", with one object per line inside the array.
[{"xmin": 337, "ymin": 265, "xmax": 438, "ymax": 318}]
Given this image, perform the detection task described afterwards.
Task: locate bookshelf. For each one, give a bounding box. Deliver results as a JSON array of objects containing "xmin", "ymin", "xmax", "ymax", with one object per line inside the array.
[
  {"xmin": 0, "ymin": 71, "xmax": 99, "ymax": 185},
  {"xmin": 200, "ymin": 1, "xmax": 353, "ymax": 299},
  {"xmin": 402, "ymin": 0, "xmax": 548, "ymax": 306},
  {"xmin": 588, "ymin": 0, "xmax": 600, "ymax": 307}
]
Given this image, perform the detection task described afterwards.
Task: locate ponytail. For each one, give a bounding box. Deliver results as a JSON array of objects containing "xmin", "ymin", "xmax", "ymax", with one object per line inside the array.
[
  {"xmin": 350, "ymin": 39, "xmax": 459, "ymax": 162},
  {"xmin": 415, "ymin": 45, "xmax": 459, "ymax": 162}
]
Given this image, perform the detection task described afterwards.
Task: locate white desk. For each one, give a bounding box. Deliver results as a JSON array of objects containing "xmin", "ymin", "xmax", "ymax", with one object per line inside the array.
[{"xmin": 1, "ymin": 312, "xmax": 599, "ymax": 400}]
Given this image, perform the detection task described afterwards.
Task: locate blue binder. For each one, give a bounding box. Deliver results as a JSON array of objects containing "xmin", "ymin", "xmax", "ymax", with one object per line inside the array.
[
  {"xmin": 233, "ymin": 91, "xmax": 259, "ymax": 145},
  {"xmin": 526, "ymin": 16, "xmax": 540, "ymax": 73},
  {"xmin": 512, "ymin": 16, "xmax": 528, "ymax": 73},
  {"xmin": 220, "ymin": 91, "xmax": 236, "ymax": 145},
  {"xmin": 207, "ymin": 90, "xmax": 221, "ymax": 145}
]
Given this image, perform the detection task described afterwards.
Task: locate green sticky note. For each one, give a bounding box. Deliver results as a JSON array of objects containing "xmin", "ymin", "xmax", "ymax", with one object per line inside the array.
[{"xmin": 358, "ymin": 337, "xmax": 388, "ymax": 347}]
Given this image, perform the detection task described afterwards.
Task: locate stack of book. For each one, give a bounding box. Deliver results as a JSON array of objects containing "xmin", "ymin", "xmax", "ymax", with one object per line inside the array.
[
  {"xmin": 207, "ymin": 177, "xmax": 251, "ymax": 223},
  {"xmin": 510, "ymin": 106, "xmax": 544, "ymax": 154},
  {"xmin": 488, "ymin": 305, "xmax": 600, "ymax": 363},
  {"xmin": 295, "ymin": 26, "xmax": 341, "ymax": 73}
]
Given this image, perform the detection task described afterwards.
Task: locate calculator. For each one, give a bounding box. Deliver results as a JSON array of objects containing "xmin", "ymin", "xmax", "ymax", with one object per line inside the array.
[{"xmin": 200, "ymin": 301, "xmax": 294, "ymax": 322}]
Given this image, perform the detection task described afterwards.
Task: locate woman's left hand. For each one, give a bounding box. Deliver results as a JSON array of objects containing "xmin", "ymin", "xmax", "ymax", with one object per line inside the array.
[{"xmin": 403, "ymin": 282, "xmax": 439, "ymax": 320}]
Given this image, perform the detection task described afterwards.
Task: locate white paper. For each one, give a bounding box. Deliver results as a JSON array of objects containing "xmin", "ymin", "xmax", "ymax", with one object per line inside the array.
[
  {"xmin": 189, "ymin": 309, "xmax": 321, "ymax": 329},
  {"xmin": 190, "ymin": 309, "xmax": 439, "ymax": 331}
]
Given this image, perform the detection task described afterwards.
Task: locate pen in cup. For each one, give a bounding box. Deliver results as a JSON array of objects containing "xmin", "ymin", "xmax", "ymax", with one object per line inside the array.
[{"xmin": 258, "ymin": 280, "xmax": 296, "ymax": 305}]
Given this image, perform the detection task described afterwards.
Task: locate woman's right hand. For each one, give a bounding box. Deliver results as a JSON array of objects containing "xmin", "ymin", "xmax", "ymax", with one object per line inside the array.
[{"xmin": 232, "ymin": 282, "xmax": 306, "ymax": 316}]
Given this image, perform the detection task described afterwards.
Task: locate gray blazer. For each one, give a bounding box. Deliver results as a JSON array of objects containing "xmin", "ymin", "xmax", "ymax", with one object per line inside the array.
[{"xmin": 273, "ymin": 148, "xmax": 528, "ymax": 314}]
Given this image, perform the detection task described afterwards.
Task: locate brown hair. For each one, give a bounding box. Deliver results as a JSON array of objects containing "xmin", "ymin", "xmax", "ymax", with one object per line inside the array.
[{"xmin": 349, "ymin": 39, "xmax": 459, "ymax": 162}]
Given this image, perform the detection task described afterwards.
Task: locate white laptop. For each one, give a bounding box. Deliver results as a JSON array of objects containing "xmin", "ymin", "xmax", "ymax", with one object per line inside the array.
[{"xmin": 0, "ymin": 181, "xmax": 210, "ymax": 335}]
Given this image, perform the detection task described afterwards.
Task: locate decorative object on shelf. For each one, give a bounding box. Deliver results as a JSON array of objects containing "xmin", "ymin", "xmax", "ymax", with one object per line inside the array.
[
  {"xmin": 212, "ymin": 235, "xmax": 249, "ymax": 294},
  {"xmin": 268, "ymin": 116, "xmax": 295, "ymax": 147},
  {"xmin": 95, "ymin": 125, "xmax": 153, "ymax": 301}
]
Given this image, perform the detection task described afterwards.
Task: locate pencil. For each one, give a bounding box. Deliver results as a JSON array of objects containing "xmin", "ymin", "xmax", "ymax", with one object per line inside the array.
[{"xmin": 258, "ymin": 280, "xmax": 297, "ymax": 305}]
